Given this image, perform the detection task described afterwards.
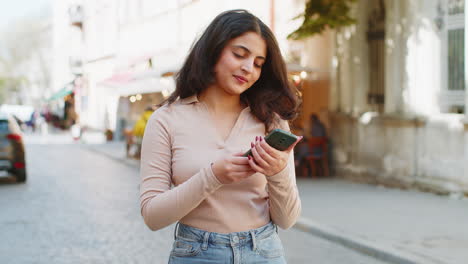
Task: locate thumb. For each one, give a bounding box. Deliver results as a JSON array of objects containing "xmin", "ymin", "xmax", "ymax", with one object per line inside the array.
[{"xmin": 286, "ymin": 136, "xmax": 303, "ymax": 152}]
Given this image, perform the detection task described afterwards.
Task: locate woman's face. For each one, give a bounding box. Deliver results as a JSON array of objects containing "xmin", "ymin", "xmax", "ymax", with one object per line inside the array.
[{"xmin": 213, "ymin": 32, "xmax": 267, "ymax": 96}]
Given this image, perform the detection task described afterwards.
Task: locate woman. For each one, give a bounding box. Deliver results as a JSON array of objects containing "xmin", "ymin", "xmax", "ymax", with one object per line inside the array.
[{"xmin": 140, "ymin": 9, "xmax": 302, "ymax": 264}]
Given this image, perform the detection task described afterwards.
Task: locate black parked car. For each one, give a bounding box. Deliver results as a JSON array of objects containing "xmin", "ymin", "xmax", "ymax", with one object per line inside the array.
[{"xmin": 0, "ymin": 112, "xmax": 26, "ymax": 182}]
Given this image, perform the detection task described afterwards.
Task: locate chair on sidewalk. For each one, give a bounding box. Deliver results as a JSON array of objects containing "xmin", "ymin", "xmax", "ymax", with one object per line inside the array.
[
  {"xmin": 123, "ymin": 128, "xmax": 136, "ymax": 158},
  {"xmin": 302, "ymin": 136, "xmax": 329, "ymax": 178}
]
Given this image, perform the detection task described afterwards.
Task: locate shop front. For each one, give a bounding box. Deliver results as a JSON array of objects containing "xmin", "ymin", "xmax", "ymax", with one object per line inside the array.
[{"xmin": 99, "ymin": 70, "xmax": 176, "ymax": 141}]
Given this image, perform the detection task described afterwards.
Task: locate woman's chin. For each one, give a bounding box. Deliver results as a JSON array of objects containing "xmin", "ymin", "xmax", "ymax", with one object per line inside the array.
[{"xmin": 226, "ymin": 85, "xmax": 250, "ymax": 96}]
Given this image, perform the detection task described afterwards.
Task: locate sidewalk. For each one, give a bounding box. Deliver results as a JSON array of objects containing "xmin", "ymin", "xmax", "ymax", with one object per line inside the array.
[
  {"xmin": 85, "ymin": 140, "xmax": 140, "ymax": 168},
  {"xmin": 86, "ymin": 141, "xmax": 468, "ymax": 264},
  {"xmin": 294, "ymin": 179, "xmax": 468, "ymax": 264}
]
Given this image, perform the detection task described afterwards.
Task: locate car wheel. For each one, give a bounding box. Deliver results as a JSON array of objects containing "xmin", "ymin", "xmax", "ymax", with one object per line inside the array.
[{"xmin": 14, "ymin": 169, "xmax": 26, "ymax": 182}]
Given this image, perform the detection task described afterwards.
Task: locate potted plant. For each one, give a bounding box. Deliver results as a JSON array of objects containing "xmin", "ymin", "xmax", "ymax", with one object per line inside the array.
[{"xmin": 105, "ymin": 129, "xmax": 113, "ymax": 141}]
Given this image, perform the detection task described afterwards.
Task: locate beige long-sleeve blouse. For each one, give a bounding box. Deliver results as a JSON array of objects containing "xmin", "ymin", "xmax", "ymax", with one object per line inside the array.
[{"xmin": 139, "ymin": 95, "xmax": 301, "ymax": 233}]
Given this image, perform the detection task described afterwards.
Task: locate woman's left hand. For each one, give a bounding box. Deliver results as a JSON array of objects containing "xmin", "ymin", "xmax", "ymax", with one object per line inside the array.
[{"xmin": 247, "ymin": 135, "xmax": 303, "ymax": 176}]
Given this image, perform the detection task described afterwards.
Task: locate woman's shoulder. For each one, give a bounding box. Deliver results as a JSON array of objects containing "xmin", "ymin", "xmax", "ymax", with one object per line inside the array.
[
  {"xmin": 147, "ymin": 103, "xmax": 173, "ymax": 125},
  {"xmin": 148, "ymin": 97, "xmax": 194, "ymax": 122}
]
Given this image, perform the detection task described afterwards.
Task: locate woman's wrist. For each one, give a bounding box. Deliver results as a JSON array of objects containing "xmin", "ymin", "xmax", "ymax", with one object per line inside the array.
[{"xmin": 210, "ymin": 161, "xmax": 224, "ymax": 184}]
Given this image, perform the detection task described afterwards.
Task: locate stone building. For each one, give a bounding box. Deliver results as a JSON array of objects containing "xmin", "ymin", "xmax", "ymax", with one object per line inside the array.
[{"xmin": 326, "ymin": 0, "xmax": 468, "ymax": 195}]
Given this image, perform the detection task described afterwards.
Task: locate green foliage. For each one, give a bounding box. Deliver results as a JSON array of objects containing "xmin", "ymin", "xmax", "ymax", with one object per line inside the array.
[
  {"xmin": 288, "ymin": 0, "xmax": 357, "ymax": 40},
  {"xmin": 0, "ymin": 76, "xmax": 27, "ymax": 104},
  {"xmin": 0, "ymin": 78, "xmax": 6, "ymax": 103}
]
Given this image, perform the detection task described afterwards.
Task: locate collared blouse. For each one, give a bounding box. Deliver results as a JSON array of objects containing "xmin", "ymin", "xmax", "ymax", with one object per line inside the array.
[{"xmin": 139, "ymin": 95, "xmax": 301, "ymax": 233}]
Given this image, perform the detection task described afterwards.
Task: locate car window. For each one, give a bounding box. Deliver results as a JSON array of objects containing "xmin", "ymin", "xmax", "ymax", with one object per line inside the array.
[{"xmin": 0, "ymin": 120, "xmax": 10, "ymax": 133}]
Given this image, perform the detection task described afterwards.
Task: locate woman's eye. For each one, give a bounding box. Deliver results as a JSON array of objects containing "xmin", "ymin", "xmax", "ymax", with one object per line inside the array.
[
  {"xmin": 254, "ymin": 63, "xmax": 263, "ymax": 68},
  {"xmin": 233, "ymin": 53, "xmax": 243, "ymax": 58}
]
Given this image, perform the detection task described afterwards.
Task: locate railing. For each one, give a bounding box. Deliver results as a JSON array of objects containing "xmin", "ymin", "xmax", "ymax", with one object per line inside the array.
[{"xmin": 69, "ymin": 5, "xmax": 83, "ymax": 28}]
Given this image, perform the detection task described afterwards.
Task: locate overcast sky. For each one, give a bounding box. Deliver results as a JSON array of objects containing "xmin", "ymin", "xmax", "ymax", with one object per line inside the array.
[{"xmin": 0, "ymin": 0, "xmax": 51, "ymax": 29}]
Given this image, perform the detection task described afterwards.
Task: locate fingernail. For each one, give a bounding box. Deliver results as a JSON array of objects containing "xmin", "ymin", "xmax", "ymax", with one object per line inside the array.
[
  {"xmin": 248, "ymin": 155, "xmax": 251, "ymax": 160},
  {"xmin": 251, "ymin": 142, "xmax": 254, "ymax": 148},
  {"xmin": 260, "ymin": 137, "xmax": 263, "ymax": 142},
  {"xmin": 255, "ymin": 136, "xmax": 258, "ymax": 141}
]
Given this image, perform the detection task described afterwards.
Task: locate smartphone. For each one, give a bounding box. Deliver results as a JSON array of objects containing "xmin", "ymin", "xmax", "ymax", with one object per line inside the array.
[{"xmin": 243, "ymin": 128, "xmax": 298, "ymax": 157}]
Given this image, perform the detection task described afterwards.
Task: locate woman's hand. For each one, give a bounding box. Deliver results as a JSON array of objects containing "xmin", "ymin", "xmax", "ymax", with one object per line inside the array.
[
  {"xmin": 211, "ymin": 152, "xmax": 257, "ymax": 184},
  {"xmin": 247, "ymin": 136, "xmax": 303, "ymax": 176}
]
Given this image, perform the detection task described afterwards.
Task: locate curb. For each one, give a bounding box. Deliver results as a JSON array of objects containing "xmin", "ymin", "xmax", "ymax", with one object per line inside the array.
[
  {"xmin": 84, "ymin": 144, "xmax": 140, "ymax": 168},
  {"xmin": 293, "ymin": 217, "xmax": 433, "ymax": 264}
]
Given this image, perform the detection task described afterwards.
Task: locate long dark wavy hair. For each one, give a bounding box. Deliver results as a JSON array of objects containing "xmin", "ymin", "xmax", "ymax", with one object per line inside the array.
[{"xmin": 162, "ymin": 9, "xmax": 300, "ymax": 131}]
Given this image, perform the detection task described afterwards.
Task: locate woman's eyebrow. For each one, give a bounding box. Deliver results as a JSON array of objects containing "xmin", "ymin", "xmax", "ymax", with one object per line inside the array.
[{"xmin": 232, "ymin": 45, "xmax": 266, "ymax": 60}]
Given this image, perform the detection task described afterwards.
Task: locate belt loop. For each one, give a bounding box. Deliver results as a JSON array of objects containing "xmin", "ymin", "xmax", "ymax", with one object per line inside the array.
[
  {"xmin": 201, "ymin": 232, "xmax": 210, "ymax": 250},
  {"xmin": 174, "ymin": 222, "xmax": 180, "ymax": 240},
  {"xmin": 275, "ymin": 224, "xmax": 278, "ymax": 234},
  {"xmin": 249, "ymin": 230, "xmax": 257, "ymax": 251}
]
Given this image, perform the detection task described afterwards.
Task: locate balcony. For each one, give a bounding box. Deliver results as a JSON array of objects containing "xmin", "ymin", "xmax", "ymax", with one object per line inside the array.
[{"xmin": 69, "ymin": 5, "xmax": 83, "ymax": 28}]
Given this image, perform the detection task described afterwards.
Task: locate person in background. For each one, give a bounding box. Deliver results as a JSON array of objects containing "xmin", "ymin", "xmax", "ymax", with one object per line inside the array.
[
  {"xmin": 132, "ymin": 106, "xmax": 155, "ymax": 158},
  {"xmin": 139, "ymin": 10, "xmax": 302, "ymax": 263},
  {"xmin": 294, "ymin": 114, "xmax": 328, "ymax": 167},
  {"xmin": 308, "ymin": 113, "xmax": 327, "ymax": 157}
]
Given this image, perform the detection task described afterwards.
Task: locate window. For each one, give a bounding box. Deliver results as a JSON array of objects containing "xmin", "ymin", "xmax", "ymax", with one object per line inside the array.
[
  {"xmin": 118, "ymin": 0, "xmax": 144, "ymax": 24},
  {"xmin": 448, "ymin": 29, "xmax": 464, "ymax": 91},
  {"xmin": 366, "ymin": 0, "xmax": 385, "ymax": 112},
  {"xmin": 441, "ymin": 0, "xmax": 465, "ymax": 113},
  {"xmin": 0, "ymin": 120, "xmax": 9, "ymax": 133},
  {"xmin": 448, "ymin": 0, "xmax": 465, "ymax": 15}
]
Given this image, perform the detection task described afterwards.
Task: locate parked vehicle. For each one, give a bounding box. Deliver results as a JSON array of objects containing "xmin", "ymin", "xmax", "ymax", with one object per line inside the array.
[{"xmin": 0, "ymin": 112, "xmax": 26, "ymax": 182}]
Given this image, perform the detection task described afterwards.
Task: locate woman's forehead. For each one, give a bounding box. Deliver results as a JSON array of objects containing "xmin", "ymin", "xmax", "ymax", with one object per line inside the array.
[{"xmin": 228, "ymin": 32, "xmax": 267, "ymax": 58}]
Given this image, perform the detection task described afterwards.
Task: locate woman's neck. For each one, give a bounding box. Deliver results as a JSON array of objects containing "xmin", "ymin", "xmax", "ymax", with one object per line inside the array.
[{"xmin": 198, "ymin": 86, "xmax": 244, "ymax": 114}]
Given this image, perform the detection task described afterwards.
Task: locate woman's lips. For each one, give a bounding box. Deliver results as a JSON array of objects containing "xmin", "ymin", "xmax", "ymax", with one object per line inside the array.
[{"xmin": 234, "ymin": 75, "xmax": 248, "ymax": 84}]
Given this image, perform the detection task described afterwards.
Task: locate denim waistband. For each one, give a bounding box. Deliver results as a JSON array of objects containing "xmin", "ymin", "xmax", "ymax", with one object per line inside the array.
[{"xmin": 174, "ymin": 222, "xmax": 277, "ymax": 246}]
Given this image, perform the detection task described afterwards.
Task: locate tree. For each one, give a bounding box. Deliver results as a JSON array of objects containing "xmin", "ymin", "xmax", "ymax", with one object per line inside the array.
[
  {"xmin": 288, "ymin": 0, "xmax": 357, "ymax": 40},
  {"xmin": 0, "ymin": 77, "xmax": 26, "ymax": 104},
  {"xmin": 0, "ymin": 16, "xmax": 51, "ymax": 105},
  {"xmin": 0, "ymin": 78, "xmax": 6, "ymax": 103}
]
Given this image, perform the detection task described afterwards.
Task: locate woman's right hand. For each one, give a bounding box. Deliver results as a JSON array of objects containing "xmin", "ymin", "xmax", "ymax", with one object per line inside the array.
[{"xmin": 211, "ymin": 151, "xmax": 256, "ymax": 184}]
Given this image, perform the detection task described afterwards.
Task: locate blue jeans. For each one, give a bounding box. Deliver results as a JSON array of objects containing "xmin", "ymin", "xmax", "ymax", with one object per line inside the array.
[{"xmin": 168, "ymin": 222, "xmax": 287, "ymax": 264}]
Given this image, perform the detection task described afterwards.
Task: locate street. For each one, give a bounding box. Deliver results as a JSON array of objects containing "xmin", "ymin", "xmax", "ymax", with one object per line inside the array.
[
  {"xmin": 2, "ymin": 0, "xmax": 467, "ymax": 263},
  {"xmin": 0, "ymin": 134, "xmax": 387, "ymax": 264}
]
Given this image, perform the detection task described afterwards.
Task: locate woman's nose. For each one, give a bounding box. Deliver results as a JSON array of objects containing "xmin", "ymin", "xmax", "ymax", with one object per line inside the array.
[{"xmin": 241, "ymin": 60, "xmax": 254, "ymax": 73}]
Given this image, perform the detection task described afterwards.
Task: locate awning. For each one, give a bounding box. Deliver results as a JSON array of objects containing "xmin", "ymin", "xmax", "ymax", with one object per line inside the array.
[
  {"xmin": 98, "ymin": 71, "xmax": 134, "ymax": 86},
  {"xmin": 131, "ymin": 66, "xmax": 179, "ymax": 79},
  {"xmin": 98, "ymin": 67, "xmax": 177, "ymax": 97},
  {"xmin": 115, "ymin": 77, "xmax": 175, "ymax": 97},
  {"xmin": 47, "ymin": 85, "xmax": 74, "ymax": 101}
]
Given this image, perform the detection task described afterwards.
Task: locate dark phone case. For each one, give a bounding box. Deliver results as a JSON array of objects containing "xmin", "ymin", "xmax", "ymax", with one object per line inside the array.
[{"xmin": 243, "ymin": 129, "xmax": 298, "ymax": 157}]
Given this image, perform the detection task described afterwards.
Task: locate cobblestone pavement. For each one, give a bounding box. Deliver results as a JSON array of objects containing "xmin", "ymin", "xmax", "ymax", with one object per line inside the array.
[
  {"xmin": 0, "ymin": 137, "xmax": 387, "ymax": 263},
  {"xmin": 0, "ymin": 144, "xmax": 174, "ymax": 264}
]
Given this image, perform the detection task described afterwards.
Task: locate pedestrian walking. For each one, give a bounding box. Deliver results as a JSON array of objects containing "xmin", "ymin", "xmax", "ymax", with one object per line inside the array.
[{"xmin": 139, "ymin": 9, "xmax": 302, "ymax": 264}]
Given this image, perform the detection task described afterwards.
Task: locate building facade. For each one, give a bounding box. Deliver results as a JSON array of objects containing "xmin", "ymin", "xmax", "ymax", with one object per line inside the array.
[
  {"xmin": 51, "ymin": 0, "xmax": 85, "ymax": 127},
  {"xmin": 327, "ymin": 0, "xmax": 468, "ymax": 195},
  {"xmin": 51, "ymin": 0, "xmax": 468, "ymax": 194},
  {"xmin": 53, "ymin": 0, "xmax": 313, "ymax": 138}
]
